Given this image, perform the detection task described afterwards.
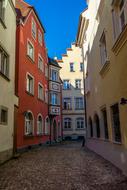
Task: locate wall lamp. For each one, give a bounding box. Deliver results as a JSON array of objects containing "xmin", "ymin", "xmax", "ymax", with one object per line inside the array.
[{"xmin": 120, "ymin": 98, "xmax": 127, "ymax": 105}]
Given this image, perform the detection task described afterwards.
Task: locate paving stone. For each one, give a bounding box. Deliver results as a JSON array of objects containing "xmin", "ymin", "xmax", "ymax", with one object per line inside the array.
[{"xmin": 0, "ymin": 142, "xmax": 127, "ymax": 190}]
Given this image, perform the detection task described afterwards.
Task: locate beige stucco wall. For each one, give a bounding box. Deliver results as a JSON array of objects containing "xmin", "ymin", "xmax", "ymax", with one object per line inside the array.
[
  {"xmin": 79, "ymin": 0, "xmax": 127, "ymax": 174},
  {"xmin": 59, "ymin": 44, "xmax": 86, "ymax": 138},
  {"xmin": 0, "ymin": 0, "xmax": 18, "ymax": 162}
]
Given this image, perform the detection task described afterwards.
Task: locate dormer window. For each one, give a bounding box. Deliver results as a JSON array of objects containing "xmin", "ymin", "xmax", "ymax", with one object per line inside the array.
[{"xmin": 31, "ymin": 18, "xmax": 36, "ymax": 39}]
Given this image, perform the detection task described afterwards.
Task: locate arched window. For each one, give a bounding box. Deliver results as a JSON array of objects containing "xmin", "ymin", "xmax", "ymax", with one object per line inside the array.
[
  {"xmin": 76, "ymin": 118, "xmax": 84, "ymax": 129},
  {"xmin": 64, "ymin": 118, "xmax": 72, "ymax": 129},
  {"xmin": 37, "ymin": 114, "xmax": 43, "ymax": 135},
  {"xmin": 45, "ymin": 116, "xmax": 49, "ymax": 134},
  {"xmin": 94, "ymin": 114, "xmax": 100, "ymax": 138},
  {"xmin": 88, "ymin": 117, "xmax": 93, "ymax": 137},
  {"xmin": 25, "ymin": 111, "xmax": 34, "ymax": 135}
]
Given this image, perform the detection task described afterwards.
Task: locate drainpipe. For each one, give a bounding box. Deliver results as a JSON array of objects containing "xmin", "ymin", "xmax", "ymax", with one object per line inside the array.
[{"xmin": 81, "ymin": 45, "xmax": 88, "ymax": 144}]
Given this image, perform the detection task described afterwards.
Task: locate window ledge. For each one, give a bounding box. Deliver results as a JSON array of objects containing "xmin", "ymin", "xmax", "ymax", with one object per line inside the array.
[
  {"xmin": 112, "ymin": 141, "xmax": 122, "ymax": 145},
  {"xmin": 26, "ymin": 91, "xmax": 34, "ymax": 97},
  {"xmin": 0, "ymin": 18, "xmax": 6, "ymax": 29},
  {"xmin": 27, "ymin": 55, "xmax": 35, "ymax": 63},
  {"xmin": 38, "ymin": 98, "xmax": 44, "ymax": 102},
  {"xmin": 0, "ymin": 71, "xmax": 10, "ymax": 81},
  {"xmin": 76, "ymin": 128, "xmax": 85, "ymax": 131},
  {"xmin": 24, "ymin": 135, "xmax": 34, "ymax": 138},
  {"xmin": 36, "ymin": 134, "xmax": 44, "ymax": 136},
  {"xmin": 112, "ymin": 24, "xmax": 127, "ymax": 55},
  {"xmin": 99, "ymin": 60, "xmax": 110, "ymax": 77}
]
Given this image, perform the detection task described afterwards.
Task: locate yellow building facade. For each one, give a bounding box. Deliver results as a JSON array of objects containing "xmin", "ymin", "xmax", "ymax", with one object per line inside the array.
[
  {"xmin": 77, "ymin": 0, "xmax": 127, "ymax": 175},
  {"xmin": 58, "ymin": 43, "xmax": 86, "ymax": 140},
  {"xmin": 0, "ymin": 0, "xmax": 18, "ymax": 163}
]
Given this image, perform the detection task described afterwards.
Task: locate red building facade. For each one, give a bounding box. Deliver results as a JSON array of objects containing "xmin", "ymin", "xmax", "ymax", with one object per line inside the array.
[{"xmin": 15, "ymin": 0, "xmax": 50, "ymax": 150}]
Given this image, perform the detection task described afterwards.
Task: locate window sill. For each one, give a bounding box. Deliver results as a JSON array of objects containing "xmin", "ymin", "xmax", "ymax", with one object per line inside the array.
[
  {"xmin": 0, "ymin": 71, "xmax": 10, "ymax": 81},
  {"xmin": 26, "ymin": 91, "xmax": 34, "ymax": 97},
  {"xmin": 63, "ymin": 109, "xmax": 72, "ymax": 111},
  {"xmin": 0, "ymin": 122, "xmax": 8, "ymax": 126},
  {"xmin": 0, "ymin": 17, "xmax": 6, "ymax": 29},
  {"xmin": 70, "ymin": 71, "xmax": 75, "ymax": 72},
  {"xmin": 75, "ymin": 108, "xmax": 84, "ymax": 110},
  {"xmin": 112, "ymin": 24, "xmax": 127, "ymax": 55},
  {"xmin": 27, "ymin": 55, "xmax": 35, "ymax": 63},
  {"xmin": 63, "ymin": 128, "xmax": 73, "ymax": 131},
  {"xmin": 99, "ymin": 60, "xmax": 110, "ymax": 77},
  {"xmin": 76, "ymin": 128, "xmax": 85, "ymax": 131},
  {"xmin": 38, "ymin": 98, "xmax": 44, "ymax": 102},
  {"xmin": 112, "ymin": 141, "xmax": 122, "ymax": 145},
  {"xmin": 24, "ymin": 135, "xmax": 34, "ymax": 138},
  {"xmin": 63, "ymin": 89, "xmax": 71, "ymax": 90},
  {"xmin": 36, "ymin": 133, "xmax": 44, "ymax": 136}
]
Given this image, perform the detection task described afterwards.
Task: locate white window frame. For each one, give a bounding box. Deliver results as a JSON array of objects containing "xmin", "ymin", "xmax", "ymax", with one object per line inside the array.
[
  {"xmin": 27, "ymin": 39, "xmax": 34, "ymax": 61},
  {"xmin": 63, "ymin": 98, "xmax": 72, "ymax": 110},
  {"xmin": 25, "ymin": 111, "xmax": 34, "ymax": 136},
  {"xmin": 31, "ymin": 18, "xmax": 37, "ymax": 40},
  {"xmin": 38, "ymin": 54, "xmax": 44, "ymax": 72},
  {"xmin": 64, "ymin": 118, "xmax": 72, "ymax": 129},
  {"xmin": 26, "ymin": 72, "xmax": 34, "ymax": 95},
  {"xmin": 51, "ymin": 69, "xmax": 58, "ymax": 81},
  {"xmin": 75, "ymin": 97, "xmax": 84, "ymax": 110},
  {"xmin": 63, "ymin": 80, "xmax": 71, "ymax": 90},
  {"xmin": 76, "ymin": 118, "xmax": 84, "ymax": 129},
  {"xmin": 38, "ymin": 82, "xmax": 44, "ymax": 101},
  {"xmin": 37, "ymin": 114, "xmax": 43, "ymax": 135},
  {"xmin": 38, "ymin": 29, "xmax": 42, "ymax": 46}
]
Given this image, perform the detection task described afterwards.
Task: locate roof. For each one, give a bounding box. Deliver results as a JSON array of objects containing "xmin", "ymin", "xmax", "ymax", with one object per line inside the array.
[
  {"xmin": 15, "ymin": 0, "xmax": 45, "ymax": 32},
  {"xmin": 48, "ymin": 57, "xmax": 62, "ymax": 69}
]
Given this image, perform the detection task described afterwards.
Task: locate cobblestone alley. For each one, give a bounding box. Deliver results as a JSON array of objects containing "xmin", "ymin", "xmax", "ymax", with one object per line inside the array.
[{"xmin": 0, "ymin": 142, "xmax": 127, "ymax": 190}]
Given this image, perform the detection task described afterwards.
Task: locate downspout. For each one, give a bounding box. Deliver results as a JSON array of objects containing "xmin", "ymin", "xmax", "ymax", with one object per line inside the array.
[{"xmin": 81, "ymin": 45, "xmax": 88, "ymax": 143}]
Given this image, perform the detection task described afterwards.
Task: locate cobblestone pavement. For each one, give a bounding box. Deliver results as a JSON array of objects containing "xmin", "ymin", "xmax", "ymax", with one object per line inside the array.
[{"xmin": 0, "ymin": 142, "xmax": 127, "ymax": 190}]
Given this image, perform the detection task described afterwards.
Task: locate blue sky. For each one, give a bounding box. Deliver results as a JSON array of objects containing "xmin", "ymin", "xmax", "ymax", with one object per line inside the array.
[{"xmin": 26, "ymin": 0, "xmax": 87, "ymax": 59}]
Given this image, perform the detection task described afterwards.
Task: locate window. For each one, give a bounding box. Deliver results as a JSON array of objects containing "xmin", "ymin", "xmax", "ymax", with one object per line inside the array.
[
  {"xmin": 25, "ymin": 111, "xmax": 34, "ymax": 136},
  {"xmin": 76, "ymin": 118, "xmax": 84, "ymax": 129},
  {"xmin": 38, "ymin": 55, "xmax": 44, "ymax": 72},
  {"xmin": 37, "ymin": 115, "xmax": 43, "ymax": 135},
  {"xmin": 75, "ymin": 97, "xmax": 84, "ymax": 110},
  {"xmin": 64, "ymin": 118, "xmax": 72, "ymax": 129},
  {"xmin": 0, "ymin": 46, "xmax": 9, "ymax": 78},
  {"xmin": 0, "ymin": 106, "xmax": 8, "ymax": 125},
  {"xmin": 45, "ymin": 65, "xmax": 48, "ymax": 77},
  {"xmin": 38, "ymin": 83, "xmax": 44, "ymax": 101},
  {"xmin": 31, "ymin": 18, "xmax": 36, "ymax": 39},
  {"xmin": 111, "ymin": 104, "xmax": 121, "ymax": 142},
  {"xmin": 75, "ymin": 79, "xmax": 81, "ymax": 89},
  {"xmin": 63, "ymin": 98, "xmax": 72, "ymax": 110},
  {"xmin": 94, "ymin": 114, "xmax": 100, "ymax": 138},
  {"xmin": 0, "ymin": 0, "xmax": 5, "ymax": 22},
  {"xmin": 100, "ymin": 32, "xmax": 107, "ymax": 65},
  {"xmin": 45, "ymin": 89, "xmax": 48, "ymax": 103},
  {"xmin": 27, "ymin": 41, "xmax": 34, "ymax": 61},
  {"xmin": 101, "ymin": 108, "xmax": 109, "ymax": 139},
  {"xmin": 26, "ymin": 74, "xmax": 34, "ymax": 95},
  {"xmin": 70, "ymin": 63, "xmax": 74, "ymax": 72},
  {"xmin": 51, "ymin": 93, "xmax": 58, "ymax": 105},
  {"xmin": 88, "ymin": 117, "xmax": 93, "ymax": 137},
  {"xmin": 38, "ymin": 30, "xmax": 42, "ymax": 45},
  {"xmin": 63, "ymin": 80, "xmax": 71, "ymax": 90},
  {"xmin": 51, "ymin": 70, "xmax": 58, "ymax": 81},
  {"xmin": 80, "ymin": 63, "xmax": 84, "ymax": 72},
  {"xmin": 112, "ymin": 0, "xmax": 127, "ymax": 39}
]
